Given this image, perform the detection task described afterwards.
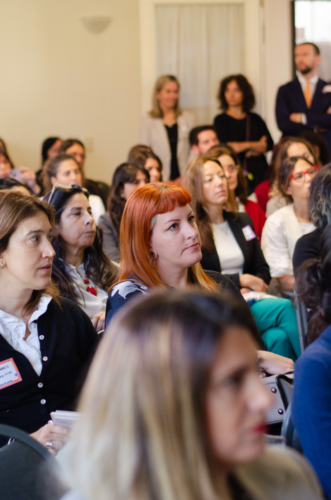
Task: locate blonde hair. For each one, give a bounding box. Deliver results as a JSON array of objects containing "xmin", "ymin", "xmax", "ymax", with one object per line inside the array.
[
  {"xmin": 149, "ymin": 75, "xmax": 182, "ymax": 118},
  {"xmin": 183, "ymin": 156, "xmax": 236, "ymax": 253},
  {"xmin": 65, "ymin": 289, "xmax": 260, "ymax": 500}
]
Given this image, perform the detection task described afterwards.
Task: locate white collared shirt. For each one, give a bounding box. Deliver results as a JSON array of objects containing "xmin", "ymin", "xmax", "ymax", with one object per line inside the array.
[
  {"xmin": 0, "ymin": 294, "xmax": 52, "ymax": 375},
  {"xmin": 63, "ymin": 262, "xmax": 108, "ymax": 319},
  {"xmin": 297, "ymin": 72, "xmax": 319, "ymax": 101}
]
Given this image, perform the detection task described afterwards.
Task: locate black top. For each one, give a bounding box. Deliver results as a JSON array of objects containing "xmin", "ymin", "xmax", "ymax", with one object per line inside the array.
[
  {"xmin": 293, "ymin": 227, "xmax": 322, "ymax": 275},
  {"xmin": 105, "ymin": 271, "xmax": 243, "ymax": 327},
  {"xmin": 165, "ymin": 123, "xmax": 180, "ymax": 180},
  {"xmin": 200, "ymin": 211, "xmax": 271, "ymax": 288},
  {"xmin": 0, "ymin": 297, "xmax": 98, "ymax": 439},
  {"xmin": 213, "ymin": 112, "xmax": 274, "ymax": 193}
]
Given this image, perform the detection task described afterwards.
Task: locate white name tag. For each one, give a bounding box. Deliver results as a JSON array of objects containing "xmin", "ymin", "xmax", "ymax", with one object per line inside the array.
[
  {"xmin": 0, "ymin": 358, "xmax": 22, "ymax": 390},
  {"xmin": 242, "ymin": 225, "xmax": 256, "ymax": 241},
  {"xmin": 322, "ymin": 85, "xmax": 331, "ymax": 93}
]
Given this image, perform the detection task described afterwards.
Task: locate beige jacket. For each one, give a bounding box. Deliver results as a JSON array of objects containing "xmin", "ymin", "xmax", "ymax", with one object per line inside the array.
[{"xmin": 139, "ymin": 111, "xmax": 195, "ymax": 180}]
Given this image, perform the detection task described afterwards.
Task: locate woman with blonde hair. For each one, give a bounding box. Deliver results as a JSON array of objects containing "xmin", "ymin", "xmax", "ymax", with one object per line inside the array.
[
  {"xmin": 139, "ymin": 75, "xmax": 195, "ymax": 181},
  {"xmin": 183, "ymin": 156, "xmax": 301, "ymax": 360},
  {"xmin": 63, "ymin": 289, "xmax": 322, "ymax": 500},
  {"xmin": 206, "ymin": 144, "xmax": 266, "ymax": 240}
]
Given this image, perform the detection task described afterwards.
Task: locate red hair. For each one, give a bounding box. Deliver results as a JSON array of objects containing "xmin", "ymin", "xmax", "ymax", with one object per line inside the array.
[{"xmin": 118, "ymin": 183, "xmax": 216, "ymax": 290}]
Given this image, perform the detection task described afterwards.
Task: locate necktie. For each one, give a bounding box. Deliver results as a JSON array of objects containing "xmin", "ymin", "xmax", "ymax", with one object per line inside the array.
[{"xmin": 304, "ymin": 82, "xmax": 312, "ymax": 108}]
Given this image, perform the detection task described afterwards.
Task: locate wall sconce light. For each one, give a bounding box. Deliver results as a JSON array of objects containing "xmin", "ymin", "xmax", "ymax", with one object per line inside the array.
[{"xmin": 80, "ymin": 16, "xmax": 111, "ymax": 35}]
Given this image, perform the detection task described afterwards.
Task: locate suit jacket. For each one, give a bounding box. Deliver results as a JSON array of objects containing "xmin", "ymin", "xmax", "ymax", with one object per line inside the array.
[
  {"xmin": 200, "ymin": 211, "xmax": 271, "ymax": 288},
  {"xmin": 139, "ymin": 111, "xmax": 195, "ymax": 180},
  {"xmin": 276, "ymin": 77, "xmax": 331, "ymax": 152}
]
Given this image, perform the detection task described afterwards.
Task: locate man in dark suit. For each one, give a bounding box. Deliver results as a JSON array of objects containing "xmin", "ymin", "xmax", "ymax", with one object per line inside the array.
[{"xmin": 276, "ymin": 42, "xmax": 331, "ymax": 154}]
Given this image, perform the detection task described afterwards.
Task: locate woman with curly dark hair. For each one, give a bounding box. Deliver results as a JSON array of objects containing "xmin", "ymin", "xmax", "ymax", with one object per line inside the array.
[
  {"xmin": 44, "ymin": 184, "xmax": 119, "ymax": 332},
  {"xmin": 98, "ymin": 163, "xmax": 149, "ymax": 262},
  {"xmin": 214, "ymin": 74, "xmax": 273, "ymax": 194}
]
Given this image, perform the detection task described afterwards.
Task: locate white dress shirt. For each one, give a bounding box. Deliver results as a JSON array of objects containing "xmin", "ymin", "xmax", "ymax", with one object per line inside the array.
[
  {"xmin": 63, "ymin": 262, "xmax": 108, "ymax": 319},
  {"xmin": 0, "ymin": 294, "xmax": 52, "ymax": 375},
  {"xmin": 297, "ymin": 72, "xmax": 319, "ymax": 100},
  {"xmin": 297, "ymin": 72, "xmax": 319, "ymax": 124},
  {"xmin": 212, "ymin": 222, "xmax": 244, "ymax": 275}
]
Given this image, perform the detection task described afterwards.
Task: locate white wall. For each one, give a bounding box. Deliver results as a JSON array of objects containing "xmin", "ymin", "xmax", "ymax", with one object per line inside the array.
[
  {"xmin": 0, "ymin": 0, "xmax": 141, "ymax": 183},
  {"xmin": 264, "ymin": 0, "xmax": 293, "ymax": 144},
  {"xmin": 0, "ymin": 0, "xmax": 293, "ymax": 183}
]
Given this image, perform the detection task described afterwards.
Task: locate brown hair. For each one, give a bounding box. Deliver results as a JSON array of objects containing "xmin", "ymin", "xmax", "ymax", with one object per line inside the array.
[
  {"xmin": 217, "ymin": 74, "xmax": 255, "ymax": 113},
  {"xmin": 43, "ymin": 154, "xmax": 82, "ymax": 193},
  {"xmin": 129, "ymin": 150, "xmax": 163, "ymax": 180},
  {"xmin": 279, "ymin": 156, "xmax": 317, "ymax": 203},
  {"xmin": 183, "ymin": 156, "xmax": 236, "ymax": 253},
  {"xmin": 206, "ymin": 145, "xmax": 247, "ymax": 204},
  {"xmin": 272, "ymin": 137, "xmax": 318, "ymax": 197},
  {"xmin": 0, "ymin": 191, "xmax": 58, "ymax": 312},
  {"xmin": 149, "ymin": 75, "xmax": 182, "ymax": 119}
]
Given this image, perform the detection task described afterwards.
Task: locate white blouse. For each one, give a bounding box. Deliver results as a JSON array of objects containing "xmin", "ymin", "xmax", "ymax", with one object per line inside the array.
[
  {"xmin": 63, "ymin": 262, "xmax": 108, "ymax": 319},
  {"xmin": 0, "ymin": 294, "xmax": 52, "ymax": 375},
  {"xmin": 212, "ymin": 222, "xmax": 244, "ymax": 275},
  {"xmin": 261, "ymin": 204, "xmax": 315, "ymax": 277}
]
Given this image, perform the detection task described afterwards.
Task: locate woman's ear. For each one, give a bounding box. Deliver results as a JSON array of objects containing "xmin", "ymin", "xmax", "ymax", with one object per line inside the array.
[{"xmin": 50, "ymin": 176, "xmax": 57, "ymax": 186}]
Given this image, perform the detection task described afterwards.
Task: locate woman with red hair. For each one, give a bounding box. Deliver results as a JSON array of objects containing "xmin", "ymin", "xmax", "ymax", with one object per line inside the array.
[
  {"xmin": 105, "ymin": 183, "xmax": 240, "ymax": 325},
  {"xmin": 104, "ymin": 183, "xmax": 293, "ymax": 378}
]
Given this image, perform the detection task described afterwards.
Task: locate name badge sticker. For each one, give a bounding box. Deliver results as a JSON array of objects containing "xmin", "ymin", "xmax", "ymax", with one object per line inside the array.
[
  {"xmin": 0, "ymin": 358, "xmax": 22, "ymax": 390},
  {"xmin": 242, "ymin": 225, "xmax": 256, "ymax": 241},
  {"xmin": 322, "ymin": 85, "xmax": 331, "ymax": 93}
]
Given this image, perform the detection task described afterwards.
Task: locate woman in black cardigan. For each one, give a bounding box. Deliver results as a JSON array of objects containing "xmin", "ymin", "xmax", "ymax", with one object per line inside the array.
[
  {"xmin": 183, "ymin": 156, "xmax": 300, "ymax": 360},
  {"xmin": 0, "ymin": 191, "xmax": 98, "ymax": 450}
]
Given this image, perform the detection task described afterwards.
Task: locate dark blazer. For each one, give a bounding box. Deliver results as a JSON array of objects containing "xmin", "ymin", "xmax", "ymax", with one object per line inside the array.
[
  {"xmin": 276, "ymin": 77, "xmax": 331, "ymax": 152},
  {"xmin": 200, "ymin": 211, "xmax": 271, "ymax": 288},
  {"xmin": 0, "ymin": 297, "xmax": 98, "ymax": 439}
]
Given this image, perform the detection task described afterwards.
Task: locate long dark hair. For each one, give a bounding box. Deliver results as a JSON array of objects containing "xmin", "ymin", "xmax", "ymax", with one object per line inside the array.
[
  {"xmin": 297, "ymin": 224, "xmax": 331, "ymax": 344},
  {"xmin": 108, "ymin": 163, "xmax": 149, "ymax": 234},
  {"xmin": 44, "ymin": 185, "xmax": 118, "ymax": 302},
  {"xmin": 41, "ymin": 136, "xmax": 61, "ymax": 164}
]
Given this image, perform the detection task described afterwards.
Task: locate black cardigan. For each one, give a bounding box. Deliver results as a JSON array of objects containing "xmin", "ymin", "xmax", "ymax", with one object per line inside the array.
[
  {"xmin": 0, "ymin": 297, "xmax": 98, "ymax": 438},
  {"xmin": 201, "ymin": 211, "xmax": 271, "ymax": 288}
]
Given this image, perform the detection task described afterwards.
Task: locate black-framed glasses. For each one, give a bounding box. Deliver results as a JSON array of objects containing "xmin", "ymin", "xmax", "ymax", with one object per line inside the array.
[{"xmin": 47, "ymin": 183, "xmax": 89, "ymax": 205}]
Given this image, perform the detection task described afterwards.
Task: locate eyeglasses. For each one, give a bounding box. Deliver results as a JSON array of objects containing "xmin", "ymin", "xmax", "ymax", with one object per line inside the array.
[
  {"xmin": 222, "ymin": 164, "xmax": 238, "ymax": 174},
  {"xmin": 47, "ymin": 183, "xmax": 89, "ymax": 205},
  {"xmin": 289, "ymin": 165, "xmax": 318, "ymax": 182}
]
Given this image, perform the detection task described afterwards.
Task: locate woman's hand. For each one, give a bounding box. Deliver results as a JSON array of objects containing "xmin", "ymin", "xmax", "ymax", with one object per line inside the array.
[
  {"xmin": 19, "ymin": 166, "xmax": 41, "ymax": 195},
  {"xmin": 227, "ymin": 141, "xmax": 249, "ymax": 153},
  {"xmin": 257, "ymin": 350, "xmax": 294, "ymax": 375},
  {"xmin": 245, "ymin": 136, "xmax": 268, "ymax": 157},
  {"xmin": 92, "ymin": 311, "xmax": 105, "ymax": 332},
  {"xmin": 30, "ymin": 422, "xmax": 69, "ymax": 455},
  {"xmin": 240, "ymin": 274, "xmax": 268, "ymax": 293}
]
